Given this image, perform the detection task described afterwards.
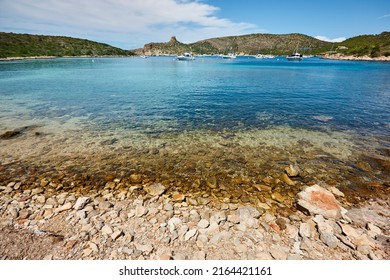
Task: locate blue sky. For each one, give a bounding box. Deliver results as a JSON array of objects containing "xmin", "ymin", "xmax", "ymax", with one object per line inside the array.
[{"xmin": 0, "ymin": 0, "xmax": 389, "ymax": 49}]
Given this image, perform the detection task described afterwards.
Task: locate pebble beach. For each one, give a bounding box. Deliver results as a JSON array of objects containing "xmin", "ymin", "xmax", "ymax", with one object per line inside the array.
[{"xmin": 0, "ymin": 123, "xmax": 389, "ymax": 260}]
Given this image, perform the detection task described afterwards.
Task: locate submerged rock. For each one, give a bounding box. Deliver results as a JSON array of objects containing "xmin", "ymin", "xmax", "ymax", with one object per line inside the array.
[
  {"xmin": 280, "ymin": 173, "xmax": 295, "ymax": 186},
  {"xmin": 285, "ymin": 165, "xmax": 301, "ymax": 177},
  {"xmin": 144, "ymin": 183, "xmax": 166, "ymax": 196},
  {"xmin": 206, "ymin": 176, "xmax": 217, "ymax": 189},
  {"xmin": 296, "ymin": 184, "xmax": 347, "ymax": 219}
]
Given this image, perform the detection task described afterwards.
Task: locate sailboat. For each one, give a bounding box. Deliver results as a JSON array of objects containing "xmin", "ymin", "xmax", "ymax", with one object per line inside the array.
[
  {"xmin": 221, "ymin": 53, "xmax": 236, "ymax": 59},
  {"xmin": 287, "ymin": 45, "xmax": 303, "ymax": 61},
  {"xmin": 177, "ymin": 52, "xmax": 195, "ymax": 61}
]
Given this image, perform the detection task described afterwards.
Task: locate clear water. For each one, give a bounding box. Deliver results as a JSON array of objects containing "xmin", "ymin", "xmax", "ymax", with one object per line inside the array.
[
  {"xmin": 1, "ymin": 57, "xmax": 389, "ymax": 203},
  {"xmin": 1, "ymin": 56, "xmax": 389, "ymax": 136}
]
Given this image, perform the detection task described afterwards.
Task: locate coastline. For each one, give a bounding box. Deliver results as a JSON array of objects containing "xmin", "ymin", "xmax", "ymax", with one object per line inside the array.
[
  {"xmin": 321, "ymin": 54, "xmax": 390, "ymax": 62},
  {"xmin": 0, "ymin": 55, "xmax": 133, "ymax": 61}
]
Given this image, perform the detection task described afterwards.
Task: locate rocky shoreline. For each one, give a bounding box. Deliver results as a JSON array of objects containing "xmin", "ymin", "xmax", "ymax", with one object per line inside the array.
[
  {"xmin": 1, "ymin": 175, "xmax": 389, "ymax": 260},
  {"xmin": 0, "ymin": 123, "xmax": 389, "ymax": 260},
  {"xmin": 321, "ymin": 54, "xmax": 390, "ymax": 62}
]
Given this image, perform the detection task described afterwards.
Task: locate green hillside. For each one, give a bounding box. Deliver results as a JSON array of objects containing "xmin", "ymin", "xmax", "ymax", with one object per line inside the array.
[
  {"xmin": 140, "ymin": 34, "xmax": 333, "ymax": 55},
  {"xmin": 0, "ymin": 32, "xmax": 134, "ymax": 58},
  {"xmin": 335, "ymin": 32, "xmax": 390, "ymax": 57}
]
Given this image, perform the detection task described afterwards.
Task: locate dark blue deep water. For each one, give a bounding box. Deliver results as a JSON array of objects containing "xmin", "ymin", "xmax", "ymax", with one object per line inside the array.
[{"xmin": 1, "ymin": 56, "xmax": 389, "ymax": 136}]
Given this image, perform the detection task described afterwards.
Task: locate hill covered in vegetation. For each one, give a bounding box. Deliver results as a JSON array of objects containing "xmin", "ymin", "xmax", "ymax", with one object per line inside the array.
[
  {"xmin": 0, "ymin": 32, "xmax": 134, "ymax": 58},
  {"xmin": 137, "ymin": 32, "xmax": 390, "ymax": 58},
  {"xmin": 334, "ymin": 32, "xmax": 390, "ymax": 57},
  {"xmin": 138, "ymin": 34, "xmax": 333, "ymax": 56}
]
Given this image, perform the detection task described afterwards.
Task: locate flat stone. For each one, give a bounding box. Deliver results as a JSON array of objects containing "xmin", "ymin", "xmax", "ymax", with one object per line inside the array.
[
  {"xmin": 83, "ymin": 248, "xmax": 93, "ymax": 257},
  {"xmin": 270, "ymin": 246, "xmax": 288, "ymax": 260},
  {"xmin": 32, "ymin": 188, "xmax": 44, "ymax": 195},
  {"xmin": 6, "ymin": 182, "xmax": 16, "ymax": 188},
  {"xmin": 163, "ymin": 203, "xmax": 173, "ymax": 211},
  {"xmin": 210, "ymin": 230, "xmax": 231, "ymax": 244},
  {"xmin": 357, "ymin": 244, "xmax": 371, "ymax": 255},
  {"xmin": 101, "ymin": 225, "xmax": 113, "ymax": 235},
  {"xmin": 13, "ymin": 182, "xmax": 22, "ymax": 190},
  {"xmin": 299, "ymin": 220, "xmax": 317, "ymax": 239},
  {"xmin": 197, "ymin": 197, "xmax": 211, "ymax": 205},
  {"xmin": 144, "ymin": 183, "xmax": 166, "ymax": 196},
  {"xmin": 235, "ymin": 223, "xmax": 247, "ymax": 232},
  {"xmin": 98, "ymin": 200, "xmax": 113, "ymax": 210},
  {"xmin": 313, "ymin": 215, "xmax": 335, "ymax": 235},
  {"xmin": 320, "ymin": 232, "xmax": 339, "ymax": 248},
  {"xmin": 285, "ymin": 164, "xmax": 301, "ymax": 177},
  {"xmin": 74, "ymin": 197, "xmax": 91, "ymax": 210},
  {"xmin": 329, "ymin": 187, "xmax": 345, "ymax": 197},
  {"xmin": 296, "ymin": 184, "xmax": 346, "ymax": 219},
  {"xmin": 206, "ymin": 176, "xmax": 217, "ymax": 189},
  {"xmin": 111, "ymin": 230, "xmax": 123, "ymax": 241},
  {"xmin": 210, "ymin": 211, "xmax": 227, "ymax": 224},
  {"xmin": 287, "ymin": 254, "xmax": 302, "ymax": 260},
  {"xmin": 8, "ymin": 207, "xmax": 19, "ymax": 218},
  {"xmin": 271, "ymin": 192, "xmax": 285, "ymax": 203},
  {"xmin": 339, "ymin": 223, "xmax": 360, "ymax": 240},
  {"xmin": 89, "ymin": 242, "xmax": 99, "ymax": 253},
  {"xmin": 178, "ymin": 225, "xmax": 189, "ymax": 239},
  {"xmin": 18, "ymin": 209, "xmax": 31, "ymax": 220},
  {"xmin": 237, "ymin": 206, "xmax": 262, "ymax": 219},
  {"xmin": 187, "ymin": 198, "xmax": 198, "ymax": 206},
  {"xmin": 81, "ymin": 224, "xmax": 93, "ymax": 232},
  {"xmin": 197, "ymin": 219, "xmax": 210, "ymax": 229},
  {"xmin": 236, "ymin": 243, "xmax": 248, "ymax": 253},
  {"xmin": 135, "ymin": 243, "xmax": 154, "ymax": 254},
  {"xmin": 171, "ymin": 193, "xmax": 185, "ymax": 202},
  {"xmin": 130, "ymin": 174, "xmax": 143, "ymax": 183},
  {"xmin": 335, "ymin": 234, "xmax": 356, "ymax": 250},
  {"xmin": 121, "ymin": 246, "xmax": 134, "ymax": 255},
  {"xmin": 56, "ymin": 202, "xmax": 73, "ymax": 213},
  {"xmin": 280, "ymin": 173, "xmax": 295, "ymax": 186},
  {"xmin": 167, "ymin": 217, "xmax": 182, "ymax": 233},
  {"xmin": 0, "ymin": 186, "xmax": 13, "ymax": 193},
  {"xmin": 285, "ymin": 224, "xmax": 299, "ymax": 240},
  {"xmin": 227, "ymin": 214, "xmax": 240, "ymax": 224},
  {"xmin": 46, "ymin": 197, "xmax": 58, "ymax": 206},
  {"xmin": 35, "ymin": 195, "xmax": 46, "ymax": 204},
  {"xmin": 193, "ymin": 251, "xmax": 206, "ymax": 260},
  {"xmin": 43, "ymin": 254, "xmax": 53, "ymax": 260},
  {"xmin": 40, "ymin": 178, "xmax": 50, "ymax": 187},
  {"xmin": 184, "ymin": 229, "xmax": 198, "ymax": 241},
  {"xmin": 367, "ymin": 223, "xmax": 382, "ymax": 237},
  {"xmin": 135, "ymin": 205, "xmax": 148, "ymax": 217}
]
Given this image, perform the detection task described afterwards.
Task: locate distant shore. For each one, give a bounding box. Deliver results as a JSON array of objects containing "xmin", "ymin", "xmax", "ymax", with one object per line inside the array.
[
  {"xmin": 0, "ymin": 55, "xmax": 132, "ymax": 61},
  {"xmin": 321, "ymin": 54, "xmax": 390, "ymax": 62}
]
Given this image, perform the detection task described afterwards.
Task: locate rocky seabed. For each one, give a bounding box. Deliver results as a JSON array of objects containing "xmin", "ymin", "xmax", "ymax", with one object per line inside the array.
[{"xmin": 0, "ymin": 180, "xmax": 389, "ymax": 260}]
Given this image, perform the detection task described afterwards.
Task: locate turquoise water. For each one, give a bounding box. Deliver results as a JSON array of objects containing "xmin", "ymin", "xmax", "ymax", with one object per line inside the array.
[
  {"xmin": 1, "ymin": 56, "xmax": 389, "ymax": 136},
  {"xmin": 1, "ymin": 56, "xmax": 390, "ymax": 201}
]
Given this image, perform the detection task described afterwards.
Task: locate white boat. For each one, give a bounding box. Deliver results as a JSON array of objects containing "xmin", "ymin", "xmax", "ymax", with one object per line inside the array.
[
  {"xmin": 140, "ymin": 55, "xmax": 148, "ymax": 59},
  {"xmin": 221, "ymin": 53, "xmax": 236, "ymax": 59},
  {"xmin": 287, "ymin": 45, "xmax": 303, "ymax": 61},
  {"xmin": 177, "ymin": 52, "xmax": 195, "ymax": 61},
  {"xmin": 286, "ymin": 52, "xmax": 303, "ymax": 61},
  {"xmin": 255, "ymin": 54, "xmax": 275, "ymax": 59}
]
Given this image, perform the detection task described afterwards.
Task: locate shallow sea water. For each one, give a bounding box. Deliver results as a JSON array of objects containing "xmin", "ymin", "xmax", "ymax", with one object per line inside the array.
[{"xmin": 0, "ymin": 57, "xmax": 389, "ymax": 207}]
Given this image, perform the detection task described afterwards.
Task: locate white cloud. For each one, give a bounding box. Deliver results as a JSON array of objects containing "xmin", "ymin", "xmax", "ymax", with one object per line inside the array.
[
  {"xmin": 315, "ymin": 35, "xmax": 346, "ymax": 43},
  {"xmin": 0, "ymin": 0, "xmax": 261, "ymax": 48},
  {"xmin": 377, "ymin": 13, "xmax": 390, "ymax": 19}
]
